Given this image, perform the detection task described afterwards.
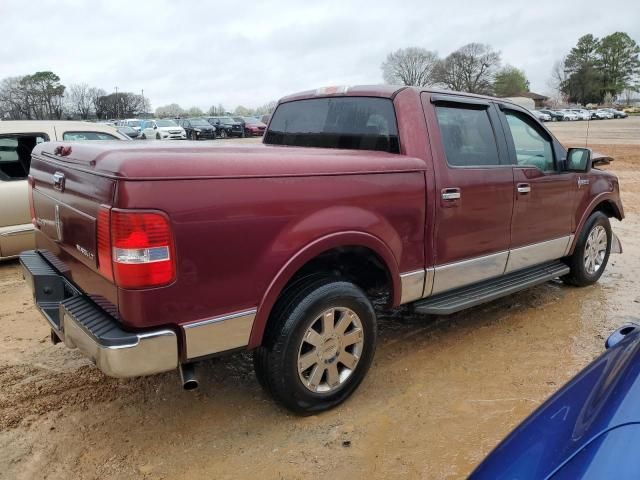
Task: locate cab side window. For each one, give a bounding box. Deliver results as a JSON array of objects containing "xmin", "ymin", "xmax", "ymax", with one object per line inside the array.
[
  {"xmin": 0, "ymin": 134, "xmax": 47, "ymax": 180},
  {"xmin": 435, "ymin": 105, "xmax": 501, "ymax": 167},
  {"xmin": 504, "ymin": 111, "xmax": 555, "ymax": 172},
  {"xmin": 62, "ymin": 131, "xmax": 118, "ymax": 140}
]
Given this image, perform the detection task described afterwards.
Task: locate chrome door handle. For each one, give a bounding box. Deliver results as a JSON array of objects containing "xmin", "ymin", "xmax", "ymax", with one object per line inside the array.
[
  {"xmin": 441, "ymin": 188, "xmax": 461, "ymax": 200},
  {"xmin": 516, "ymin": 183, "xmax": 531, "ymax": 194}
]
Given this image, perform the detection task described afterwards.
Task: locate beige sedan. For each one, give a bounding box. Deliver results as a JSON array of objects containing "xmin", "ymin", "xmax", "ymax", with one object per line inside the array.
[{"xmin": 0, "ymin": 121, "xmax": 128, "ymax": 260}]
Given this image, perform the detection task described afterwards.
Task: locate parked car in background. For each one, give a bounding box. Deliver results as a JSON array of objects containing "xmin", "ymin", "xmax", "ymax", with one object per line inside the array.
[
  {"xmin": 0, "ymin": 121, "xmax": 127, "ymax": 260},
  {"xmin": 119, "ymin": 119, "xmax": 145, "ymax": 132},
  {"xmin": 603, "ymin": 108, "xmax": 628, "ymax": 119},
  {"xmin": 117, "ymin": 125, "xmax": 140, "ymax": 139},
  {"xmin": 21, "ymin": 86, "xmax": 623, "ymax": 413},
  {"xmin": 531, "ymin": 110, "xmax": 551, "ymax": 122},
  {"xmin": 570, "ymin": 109, "xmax": 592, "ymax": 120},
  {"xmin": 260, "ymin": 114, "xmax": 271, "ymax": 125},
  {"xmin": 140, "ymin": 119, "xmax": 186, "ymax": 140},
  {"xmin": 471, "ymin": 322, "xmax": 640, "ymax": 479},
  {"xmin": 559, "ymin": 109, "xmax": 579, "ymax": 121},
  {"xmin": 206, "ymin": 116, "xmax": 244, "ymax": 138},
  {"xmin": 592, "ymin": 109, "xmax": 614, "ymax": 120},
  {"xmin": 538, "ymin": 109, "xmax": 565, "ymax": 122},
  {"xmin": 241, "ymin": 116, "xmax": 267, "ymax": 136},
  {"xmin": 177, "ymin": 118, "xmax": 216, "ymax": 140}
]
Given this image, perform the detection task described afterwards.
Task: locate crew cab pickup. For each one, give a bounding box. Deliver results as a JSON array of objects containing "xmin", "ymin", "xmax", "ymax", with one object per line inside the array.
[{"xmin": 21, "ymin": 85, "xmax": 624, "ymax": 413}]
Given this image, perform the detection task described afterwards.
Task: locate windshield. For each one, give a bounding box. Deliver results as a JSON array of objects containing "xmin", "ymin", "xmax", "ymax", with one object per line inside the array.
[
  {"xmin": 127, "ymin": 120, "xmax": 142, "ymax": 127},
  {"xmin": 265, "ymin": 97, "xmax": 400, "ymax": 153},
  {"xmin": 190, "ymin": 119, "xmax": 210, "ymax": 126},
  {"xmin": 156, "ymin": 120, "xmax": 177, "ymax": 127},
  {"xmin": 219, "ymin": 117, "xmax": 235, "ymax": 124}
]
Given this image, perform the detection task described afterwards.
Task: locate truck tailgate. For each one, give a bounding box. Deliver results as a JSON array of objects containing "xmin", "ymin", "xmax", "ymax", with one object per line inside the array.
[{"xmin": 30, "ymin": 151, "xmax": 119, "ymax": 314}]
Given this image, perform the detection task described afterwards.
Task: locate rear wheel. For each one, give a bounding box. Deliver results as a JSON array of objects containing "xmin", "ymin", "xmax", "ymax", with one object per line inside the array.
[
  {"xmin": 141, "ymin": 133, "xmax": 147, "ymax": 140},
  {"xmin": 563, "ymin": 212, "xmax": 611, "ymax": 286},
  {"xmin": 219, "ymin": 129, "xmax": 227, "ymax": 139},
  {"xmin": 254, "ymin": 276, "xmax": 377, "ymax": 414},
  {"xmin": 156, "ymin": 132, "xmax": 161, "ymax": 140}
]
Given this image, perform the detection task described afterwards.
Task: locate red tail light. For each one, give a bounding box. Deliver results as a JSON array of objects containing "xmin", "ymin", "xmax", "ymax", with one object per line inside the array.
[
  {"xmin": 28, "ymin": 175, "xmax": 36, "ymax": 226},
  {"xmin": 96, "ymin": 208, "xmax": 175, "ymax": 289}
]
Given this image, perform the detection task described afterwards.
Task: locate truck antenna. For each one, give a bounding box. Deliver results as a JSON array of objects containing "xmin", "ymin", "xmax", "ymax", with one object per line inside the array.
[{"xmin": 585, "ymin": 115, "xmax": 590, "ymax": 148}]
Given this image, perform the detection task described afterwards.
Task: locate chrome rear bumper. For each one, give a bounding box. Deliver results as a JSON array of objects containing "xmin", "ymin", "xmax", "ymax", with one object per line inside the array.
[{"xmin": 20, "ymin": 250, "xmax": 178, "ymax": 378}]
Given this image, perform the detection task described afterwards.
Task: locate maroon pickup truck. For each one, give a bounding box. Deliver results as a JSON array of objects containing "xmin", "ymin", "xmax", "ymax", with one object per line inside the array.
[{"xmin": 21, "ymin": 85, "xmax": 623, "ymax": 413}]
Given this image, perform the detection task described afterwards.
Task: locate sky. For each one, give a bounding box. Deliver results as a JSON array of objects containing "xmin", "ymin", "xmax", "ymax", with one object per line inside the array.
[{"xmin": 1, "ymin": 0, "xmax": 639, "ymax": 112}]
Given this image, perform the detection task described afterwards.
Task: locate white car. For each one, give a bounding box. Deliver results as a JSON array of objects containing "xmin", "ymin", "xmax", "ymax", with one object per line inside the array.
[
  {"xmin": 0, "ymin": 121, "xmax": 127, "ymax": 259},
  {"xmin": 120, "ymin": 119, "xmax": 145, "ymax": 131},
  {"xmin": 531, "ymin": 110, "xmax": 551, "ymax": 122},
  {"xmin": 559, "ymin": 109, "xmax": 579, "ymax": 121},
  {"xmin": 140, "ymin": 119, "xmax": 187, "ymax": 140},
  {"xmin": 571, "ymin": 109, "xmax": 591, "ymax": 120},
  {"xmin": 596, "ymin": 109, "xmax": 614, "ymax": 119}
]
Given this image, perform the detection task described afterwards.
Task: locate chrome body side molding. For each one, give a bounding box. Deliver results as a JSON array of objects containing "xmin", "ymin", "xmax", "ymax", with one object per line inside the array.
[
  {"xmin": 505, "ymin": 236, "xmax": 572, "ymax": 273},
  {"xmin": 431, "ymin": 251, "xmax": 509, "ymax": 295},
  {"xmin": 183, "ymin": 309, "xmax": 257, "ymax": 360},
  {"xmin": 399, "ymin": 270, "xmax": 425, "ymax": 304}
]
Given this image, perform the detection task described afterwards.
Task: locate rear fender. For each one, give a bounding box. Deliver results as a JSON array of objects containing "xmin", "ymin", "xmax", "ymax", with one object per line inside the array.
[{"xmin": 248, "ymin": 230, "xmax": 401, "ymax": 348}]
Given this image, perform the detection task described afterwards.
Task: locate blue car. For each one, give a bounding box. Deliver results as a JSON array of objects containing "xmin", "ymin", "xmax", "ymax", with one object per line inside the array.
[{"xmin": 471, "ymin": 323, "xmax": 640, "ymax": 479}]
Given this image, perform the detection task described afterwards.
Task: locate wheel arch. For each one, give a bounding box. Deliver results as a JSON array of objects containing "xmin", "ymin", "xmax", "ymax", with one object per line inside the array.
[
  {"xmin": 248, "ymin": 231, "xmax": 401, "ymax": 348},
  {"xmin": 569, "ymin": 196, "xmax": 623, "ymax": 254}
]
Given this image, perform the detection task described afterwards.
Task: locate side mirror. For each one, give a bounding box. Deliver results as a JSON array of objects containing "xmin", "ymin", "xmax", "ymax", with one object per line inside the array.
[
  {"xmin": 153, "ymin": 125, "xmax": 158, "ymax": 130},
  {"xmin": 565, "ymin": 147, "xmax": 591, "ymax": 173}
]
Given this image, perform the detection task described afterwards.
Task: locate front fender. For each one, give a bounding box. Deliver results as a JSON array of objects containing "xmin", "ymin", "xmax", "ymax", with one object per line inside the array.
[{"xmin": 569, "ymin": 192, "xmax": 624, "ymax": 255}]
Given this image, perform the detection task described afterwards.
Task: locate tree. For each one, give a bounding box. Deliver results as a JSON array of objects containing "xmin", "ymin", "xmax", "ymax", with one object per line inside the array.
[
  {"xmin": 0, "ymin": 71, "xmax": 65, "ymax": 119},
  {"xmin": 562, "ymin": 34, "xmax": 603, "ymax": 104},
  {"xmin": 493, "ymin": 65, "xmax": 529, "ymax": 97},
  {"xmin": 207, "ymin": 103, "xmax": 226, "ymax": 116},
  {"xmin": 234, "ymin": 105, "xmax": 253, "ymax": 116},
  {"xmin": 96, "ymin": 92, "xmax": 146, "ymax": 119},
  {"xmin": 434, "ymin": 43, "xmax": 501, "ymax": 94},
  {"xmin": 89, "ymin": 87, "xmax": 107, "ymax": 119},
  {"xmin": 185, "ymin": 106, "xmax": 204, "ymax": 116},
  {"xmin": 156, "ymin": 103, "xmax": 184, "ymax": 118},
  {"xmin": 597, "ymin": 32, "xmax": 640, "ymax": 99},
  {"xmin": 254, "ymin": 100, "xmax": 277, "ymax": 115},
  {"xmin": 381, "ymin": 47, "xmax": 439, "ymax": 87},
  {"xmin": 67, "ymin": 83, "xmax": 92, "ymax": 119}
]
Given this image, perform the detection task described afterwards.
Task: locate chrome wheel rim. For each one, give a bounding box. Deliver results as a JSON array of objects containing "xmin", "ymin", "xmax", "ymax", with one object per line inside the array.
[
  {"xmin": 584, "ymin": 225, "xmax": 607, "ymax": 275},
  {"xmin": 297, "ymin": 307, "xmax": 364, "ymax": 394}
]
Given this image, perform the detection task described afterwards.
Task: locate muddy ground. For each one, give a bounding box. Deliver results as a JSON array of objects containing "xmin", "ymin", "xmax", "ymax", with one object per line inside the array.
[{"xmin": 1, "ymin": 117, "xmax": 639, "ymax": 479}]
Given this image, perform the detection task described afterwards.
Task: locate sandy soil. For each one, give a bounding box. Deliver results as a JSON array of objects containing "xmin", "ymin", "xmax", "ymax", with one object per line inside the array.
[{"xmin": 1, "ymin": 118, "xmax": 639, "ymax": 479}]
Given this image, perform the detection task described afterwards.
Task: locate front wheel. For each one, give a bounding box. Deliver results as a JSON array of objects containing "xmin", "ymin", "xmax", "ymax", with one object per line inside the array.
[
  {"xmin": 563, "ymin": 212, "xmax": 612, "ymax": 286},
  {"xmin": 254, "ymin": 277, "xmax": 377, "ymax": 414},
  {"xmin": 189, "ymin": 131, "xmax": 197, "ymax": 140}
]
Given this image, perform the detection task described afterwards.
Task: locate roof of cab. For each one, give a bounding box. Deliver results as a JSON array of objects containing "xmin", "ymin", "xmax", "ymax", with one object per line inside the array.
[{"xmin": 277, "ymin": 84, "xmax": 521, "ymax": 109}]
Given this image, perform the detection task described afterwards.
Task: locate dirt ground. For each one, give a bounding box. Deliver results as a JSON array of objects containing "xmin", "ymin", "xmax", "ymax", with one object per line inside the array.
[{"xmin": 1, "ymin": 117, "xmax": 639, "ymax": 479}]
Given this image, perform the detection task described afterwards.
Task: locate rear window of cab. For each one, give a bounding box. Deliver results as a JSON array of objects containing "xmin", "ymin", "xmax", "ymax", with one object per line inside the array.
[{"xmin": 265, "ymin": 97, "xmax": 400, "ymax": 153}]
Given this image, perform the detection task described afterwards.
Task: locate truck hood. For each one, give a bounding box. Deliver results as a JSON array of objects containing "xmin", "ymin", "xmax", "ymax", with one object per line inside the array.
[{"xmin": 33, "ymin": 142, "xmax": 426, "ymax": 180}]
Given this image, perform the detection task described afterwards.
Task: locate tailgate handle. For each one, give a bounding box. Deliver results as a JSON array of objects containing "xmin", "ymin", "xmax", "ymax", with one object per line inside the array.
[{"xmin": 53, "ymin": 172, "xmax": 65, "ymax": 192}]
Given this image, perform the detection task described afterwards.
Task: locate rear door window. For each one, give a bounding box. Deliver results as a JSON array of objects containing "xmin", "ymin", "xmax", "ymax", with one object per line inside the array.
[
  {"xmin": 62, "ymin": 131, "xmax": 118, "ymax": 141},
  {"xmin": 0, "ymin": 134, "xmax": 47, "ymax": 180},
  {"xmin": 265, "ymin": 97, "xmax": 400, "ymax": 153},
  {"xmin": 435, "ymin": 105, "xmax": 501, "ymax": 167}
]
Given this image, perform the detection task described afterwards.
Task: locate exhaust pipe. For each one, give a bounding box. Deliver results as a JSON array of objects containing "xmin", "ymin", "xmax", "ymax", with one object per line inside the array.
[{"xmin": 179, "ymin": 363, "xmax": 199, "ymax": 390}]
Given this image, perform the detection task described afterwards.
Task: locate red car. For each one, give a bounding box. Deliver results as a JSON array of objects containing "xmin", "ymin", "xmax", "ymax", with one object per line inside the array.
[
  {"xmin": 235, "ymin": 116, "xmax": 266, "ymax": 136},
  {"xmin": 22, "ymin": 85, "xmax": 623, "ymax": 413}
]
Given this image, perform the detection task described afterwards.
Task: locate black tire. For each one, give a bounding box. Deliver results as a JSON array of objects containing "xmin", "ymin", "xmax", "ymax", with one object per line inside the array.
[
  {"xmin": 563, "ymin": 212, "xmax": 612, "ymax": 287},
  {"xmin": 141, "ymin": 133, "xmax": 147, "ymax": 140},
  {"xmin": 254, "ymin": 276, "xmax": 377, "ymax": 414},
  {"xmin": 189, "ymin": 131, "xmax": 197, "ymax": 140},
  {"xmin": 156, "ymin": 132, "xmax": 161, "ymax": 140},
  {"xmin": 219, "ymin": 129, "xmax": 227, "ymax": 139}
]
